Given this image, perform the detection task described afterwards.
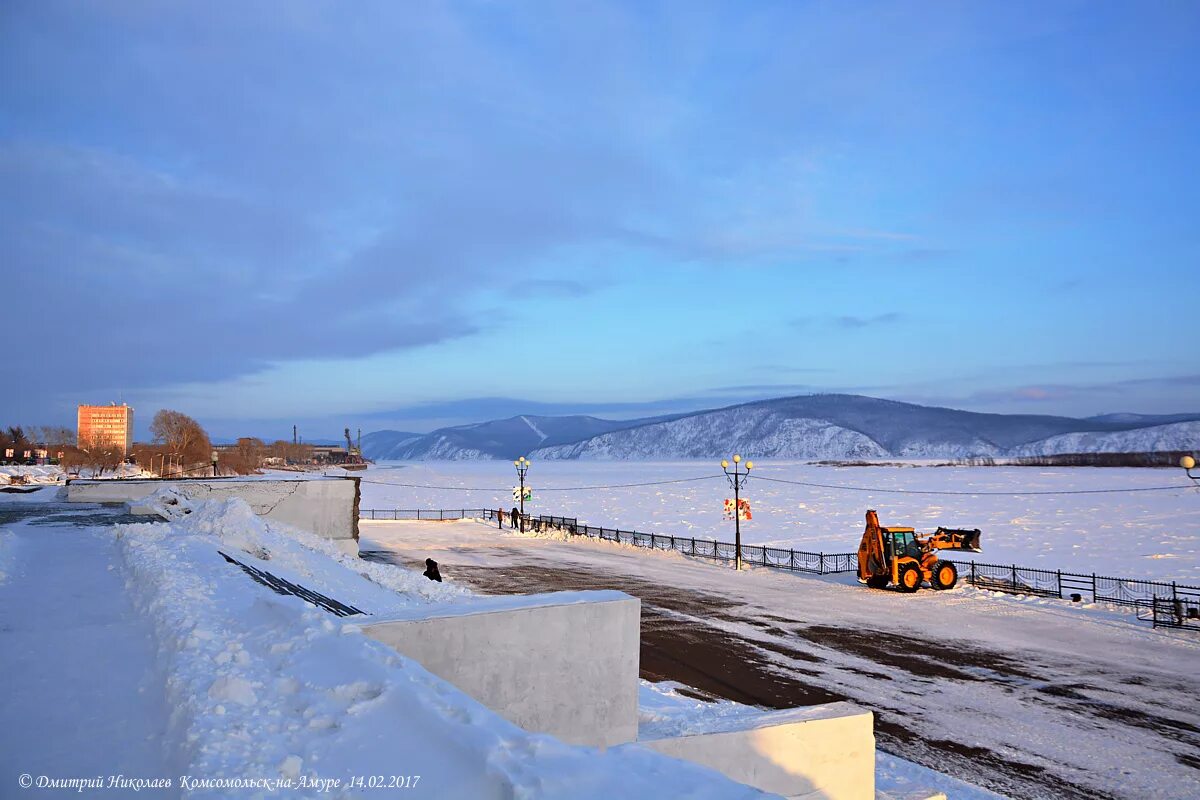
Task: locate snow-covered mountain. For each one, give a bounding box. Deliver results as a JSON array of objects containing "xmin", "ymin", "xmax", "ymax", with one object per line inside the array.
[
  {"xmin": 1008, "ymin": 420, "xmax": 1200, "ymax": 457},
  {"xmin": 361, "ymin": 394, "xmax": 1200, "ymax": 461},
  {"xmin": 360, "ymin": 414, "xmax": 679, "ymax": 460}
]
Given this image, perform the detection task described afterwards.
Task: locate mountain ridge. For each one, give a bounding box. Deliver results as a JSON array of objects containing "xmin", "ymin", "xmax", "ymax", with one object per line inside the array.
[{"xmin": 359, "ymin": 394, "xmax": 1200, "ymax": 461}]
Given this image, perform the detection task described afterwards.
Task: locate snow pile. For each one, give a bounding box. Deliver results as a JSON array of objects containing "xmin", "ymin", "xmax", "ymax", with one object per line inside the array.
[
  {"xmin": 114, "ymin": 499, "xmax": 766, "ymax": 799},
  {"xmin": 132, "ymin": 484, "xmax": 198, "ymax": 519},
  {"xmin": 0, "ymin": 464, "xmax": 64, "ymax": 485}
]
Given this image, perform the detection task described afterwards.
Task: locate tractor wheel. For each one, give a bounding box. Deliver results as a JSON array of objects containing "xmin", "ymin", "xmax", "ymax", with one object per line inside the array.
[
  {"xmin": 897, "ymin": 563, "xmax": 922, "ymax": 593},
  {"xmin": 866, "ymin": 576, "xmax": 889, "ymax": 590},
  {"xmin": 932, "ymin": 560, "xmax": 958, "ymax": 590}
]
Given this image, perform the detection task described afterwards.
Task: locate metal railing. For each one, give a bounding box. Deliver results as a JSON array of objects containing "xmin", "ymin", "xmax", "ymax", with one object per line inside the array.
[
  {"xmin": 361, "ymin": 508, "xmax": 489, "ymax": 521},
  {"xmin": 1136, "ymin": 596, "xmax": 1200, "ymax": 630},
  {"xmin": 359, "ymin": 507, "xmax": 1200, "ymax": 628},
  {"xmin": 954, "ymin": 559, "xmax": 1200, "ymax": 612}
]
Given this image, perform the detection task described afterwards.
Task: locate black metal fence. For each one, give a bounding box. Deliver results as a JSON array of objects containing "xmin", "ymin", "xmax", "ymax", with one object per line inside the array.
[
  {"xmin": 360, "ymin": 507, "xmax": 1200, "ymax": 627},
  {"xmin": 1136, "ymin": 596, "xmax": 1200, "ymax": 630},
  {"xmin": 518, "ymin": 515, "xmax": 859, "ymax": 575},
  {"xmin": 953, "ymin": 559, "xmax": 1200, "ymax": 612},
  {"xmin": 361, "ymin": 508, "xmax": 489, "ymax": 521}
]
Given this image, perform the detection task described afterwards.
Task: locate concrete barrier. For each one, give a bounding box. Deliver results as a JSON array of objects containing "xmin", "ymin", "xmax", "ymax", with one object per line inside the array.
[
  {"xmin": 640, "ymin": 702, "xmax": 875, "ymax": 799},
  {"xmin": 66, "ymin": 477, "xmax": 360, "ymax": 551},
  {"xmin": 356, "ymin": 591, "xmax": 640, "ymax": 748}
]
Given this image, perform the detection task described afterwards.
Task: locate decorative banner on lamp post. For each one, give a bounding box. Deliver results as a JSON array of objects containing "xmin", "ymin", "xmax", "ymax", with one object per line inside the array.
[
  {"xmin": 513, "ymin": 486, "xmax": 533, "ymax": 502},
  {"xmin": 723, "ymin": 498, "xmax": 752, "ymax": 521}
]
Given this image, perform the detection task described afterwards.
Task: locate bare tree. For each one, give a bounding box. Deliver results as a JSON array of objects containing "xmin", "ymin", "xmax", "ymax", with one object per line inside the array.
[
  {"xmin": 150, "ymin": 409, "xmax": 212, "ymax": 472},
  {"xmin": 77, "ymin": 432, "xmax": 123, "ymax": 477}
]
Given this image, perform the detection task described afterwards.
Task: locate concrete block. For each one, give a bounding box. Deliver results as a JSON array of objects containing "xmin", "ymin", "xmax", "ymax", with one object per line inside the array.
[
  {"xmin": 66, "ymin": 477, "xmax": 360, "ymax": 547},
  {"xmin": 640, "ymin": 702, "xmax": 875, "ymax": 800},
  {"xmin": 357, "ymin": 591, "xmax": 640, "ymax": 748}
]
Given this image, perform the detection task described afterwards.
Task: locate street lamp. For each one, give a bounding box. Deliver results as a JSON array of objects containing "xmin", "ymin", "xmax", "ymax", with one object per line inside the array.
[
  {"xmin": 721, "ymin": 455, "xmax": 753, "ymax": 571},
  {"xmin": 1183, "ymin": 455, "xmax": 1198, "ymax": 486},
  {"xmin": 514, "ymin": 456, "xmax": 531, "ymax": 531}
]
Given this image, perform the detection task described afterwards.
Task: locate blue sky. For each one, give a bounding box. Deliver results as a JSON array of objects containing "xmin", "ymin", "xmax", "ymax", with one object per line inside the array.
[{"xmin": 2, "ymin": 1, "xmax": 1198, "ymax": 440}]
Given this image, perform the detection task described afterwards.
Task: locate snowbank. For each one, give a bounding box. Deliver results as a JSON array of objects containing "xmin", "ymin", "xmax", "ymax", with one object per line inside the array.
[{"xmin": 113, "ymin": 499, "xmax": 767, "ymax": 799}]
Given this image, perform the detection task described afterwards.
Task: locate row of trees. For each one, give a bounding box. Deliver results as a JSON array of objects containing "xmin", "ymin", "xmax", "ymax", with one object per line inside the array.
[
  {"xmin": 4, "ymin": 411, "xmax": 316, "ymax": 477},
  {"xmin": 0, "ymin": 425, "xmax": 75, "ymax": 453},
  {"xmin": 216, "ymin": 438, "xmax": 314, "ymax": 474}
]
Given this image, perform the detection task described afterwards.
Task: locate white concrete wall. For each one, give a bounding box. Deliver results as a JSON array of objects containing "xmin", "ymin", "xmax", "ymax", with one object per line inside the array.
[
  {"xmin": 358, "ymin": 591, "xmax": 640, "ymax": 749},
  {"xmin": 66, "ymin": 477, "xmax": 360, "ymax": 547},
  {"xmin": 640, "ymin": 702, "xmax": 875, "ymax": 800}
]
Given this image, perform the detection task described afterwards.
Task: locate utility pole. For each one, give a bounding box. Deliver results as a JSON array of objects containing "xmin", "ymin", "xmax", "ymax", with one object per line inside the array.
[
  {"xmin": 722, "ymin": 455, "xmax": 754, "ymax": 570},
  {"xmin": 514, "ymin": 456, "xmax": 530, "ymax": 533}
]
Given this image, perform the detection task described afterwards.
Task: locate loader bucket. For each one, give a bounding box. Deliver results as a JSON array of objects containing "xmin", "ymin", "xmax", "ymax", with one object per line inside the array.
[
  {"xmin": 954, "ymin": 528, "xmax": 982, "ymax": 552},
  {"xmin": 934, "ymin": 527, "xmax": 982, "ymax": 552}
]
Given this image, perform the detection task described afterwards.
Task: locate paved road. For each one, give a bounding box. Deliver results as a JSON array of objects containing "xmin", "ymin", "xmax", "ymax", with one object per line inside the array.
[{"xmin": 362, "ymin": 520, "xmax": 1200, "ymax": 800}]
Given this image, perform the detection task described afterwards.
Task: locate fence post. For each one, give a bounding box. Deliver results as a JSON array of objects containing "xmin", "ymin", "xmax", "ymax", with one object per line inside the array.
[
  {"xmin": 1056, "ymin": 570, "xmax": 1062, "ymax": 599},
  {"xmin": 971, "ymin": 561, "xmax": 976, "ymax": 586},
  {"xmin": 1011, "ymin": 564, "xmax": 1017, "ymax": 591},
  {"xmin": 1092, "ymin": 573, "xmax": 1097, "ymax": 603},
  {"xmin": 791, "ymin": 549, "xmax": 796, "ymax": 571},
  {"xmin": 819, "ymin": 551, "xmax": 824, "ymax": 575},
  {"xmin": 691, "ymin": 538, "xmax": 696, "ymax": 556}
]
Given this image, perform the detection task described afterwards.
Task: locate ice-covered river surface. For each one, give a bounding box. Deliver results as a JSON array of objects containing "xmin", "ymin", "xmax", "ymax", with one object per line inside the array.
[{"xmin": 350, "ymin": 461, "xmax": 1200, "ymax": 583}]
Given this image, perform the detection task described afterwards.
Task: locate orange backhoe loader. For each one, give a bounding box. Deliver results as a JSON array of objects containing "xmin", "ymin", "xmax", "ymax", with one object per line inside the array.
[{"xmin": 857, "ymin": 509, "xmax": 981, "ymax": 592}]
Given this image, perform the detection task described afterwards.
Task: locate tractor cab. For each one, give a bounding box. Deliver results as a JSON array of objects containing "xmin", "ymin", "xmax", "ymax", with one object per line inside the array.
[{"xmin": 881, "ymin": 527, "xmax": 920, "ymax": 563}]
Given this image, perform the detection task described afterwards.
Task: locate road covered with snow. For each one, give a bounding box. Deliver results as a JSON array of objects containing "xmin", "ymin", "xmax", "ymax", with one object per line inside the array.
[
  {"xmin": 362, "ymin": 518, "xmax": 1200, "ymax": 800},
  {"xmin": 351, "ymin": 461, "xmax": 1200, "ymax": 582}
]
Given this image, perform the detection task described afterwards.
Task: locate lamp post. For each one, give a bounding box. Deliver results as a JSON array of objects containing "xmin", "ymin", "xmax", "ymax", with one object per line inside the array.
[
  {"xmin": 721, "ymin": 455, "xmax": 753, "ymax": 571},
  {"xmin": 514, "ymin": 456, "xmax": 531, "ymax": 532},
  {"xmin": 1183, "ymin": 455, "xmax": 1198, "ymax": 486},
  {"xmin": 212, "ymin": 449, "xmax": 219, "ymax": 477}
]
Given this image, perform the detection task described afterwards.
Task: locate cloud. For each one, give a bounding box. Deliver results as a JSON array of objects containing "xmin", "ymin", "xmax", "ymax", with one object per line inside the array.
[
  {"xmin": 790, "ymin": 312, "xmax": 905, "ymax": 330},
  {"xmin": 508, "ymin": 279, "xmax": 596, "ymax": 298}
]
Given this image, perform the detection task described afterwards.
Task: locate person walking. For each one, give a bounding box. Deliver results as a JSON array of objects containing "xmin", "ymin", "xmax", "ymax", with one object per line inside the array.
[
  {"xmin": 497, "ymin": 507, "xmax": 504, "ymax": 529},
  {"xmin": 510, "ymin": 506, "xmax": 520, "ymax": 530}
]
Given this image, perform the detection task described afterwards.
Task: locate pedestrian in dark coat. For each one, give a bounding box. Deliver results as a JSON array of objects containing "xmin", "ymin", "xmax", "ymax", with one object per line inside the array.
[
  {"xmin": 497, "ymin": 507, "xmax": 504, "ymax": 529},
  {"xmin": 511, "ymin": 506, "xmax": 520, "ymax": 530},
  {"xmin": 423, "ymin": 558, "xmax": 442, "ymax": 582}
]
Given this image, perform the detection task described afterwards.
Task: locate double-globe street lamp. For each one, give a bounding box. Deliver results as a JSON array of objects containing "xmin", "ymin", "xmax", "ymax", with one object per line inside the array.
[
  {"xmin": 721, "ymin": 454, "xmax": 753, "ymax": 571},
  {"xmin": 514, "ymin": 456, "xmax": 531, "ymax": 532}
]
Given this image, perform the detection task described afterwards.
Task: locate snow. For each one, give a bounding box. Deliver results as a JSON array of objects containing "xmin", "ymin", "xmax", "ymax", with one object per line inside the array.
[
  {"xmin": 0, "ymin": 464, "xmax": 64, "ymax": 484},
  {"xmin": 0, "ymin": 493, "xmax": 769, "ymax": 799},
  {"xmin": 638, "ymin": 681, "xmax": 1004, "ymax": 800},
  {"xmin": 358, "ymin": 461, "xmax": 1200, "ymax": 582}
]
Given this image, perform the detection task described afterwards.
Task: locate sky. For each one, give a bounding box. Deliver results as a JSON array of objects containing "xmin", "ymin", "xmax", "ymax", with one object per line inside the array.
[{"xmin": 2, "ymin": 1, "xmax": 1198, "ymax": 441}]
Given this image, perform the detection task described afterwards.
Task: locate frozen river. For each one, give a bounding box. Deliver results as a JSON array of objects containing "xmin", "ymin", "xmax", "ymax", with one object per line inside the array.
[{"xmin": 347, "ymin": 461, "xmax": 1200, "ymax": 583}]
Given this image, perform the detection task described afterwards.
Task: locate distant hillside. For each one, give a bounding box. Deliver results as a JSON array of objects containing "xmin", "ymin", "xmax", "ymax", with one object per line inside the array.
[
  {"xmin": 361, "ymin": 394, "xmax": 1200, "ymax": 461},
  {"xmin": 360, "ymin": 414, "xmax": 680, "ymax": 460}
]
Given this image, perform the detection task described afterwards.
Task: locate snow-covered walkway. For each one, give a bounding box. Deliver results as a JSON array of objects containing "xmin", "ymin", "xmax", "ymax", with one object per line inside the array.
[
  {"xmin": 1, "ymin": 497, "xmax": 773, "ymax": 800},
  {"xmin": 0, "ymin": 504, "xmax": 174, "ymax": 795},
  {"xmin": 362, "ymin": 519, "xmax": 1200, "ymax": 800}
]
